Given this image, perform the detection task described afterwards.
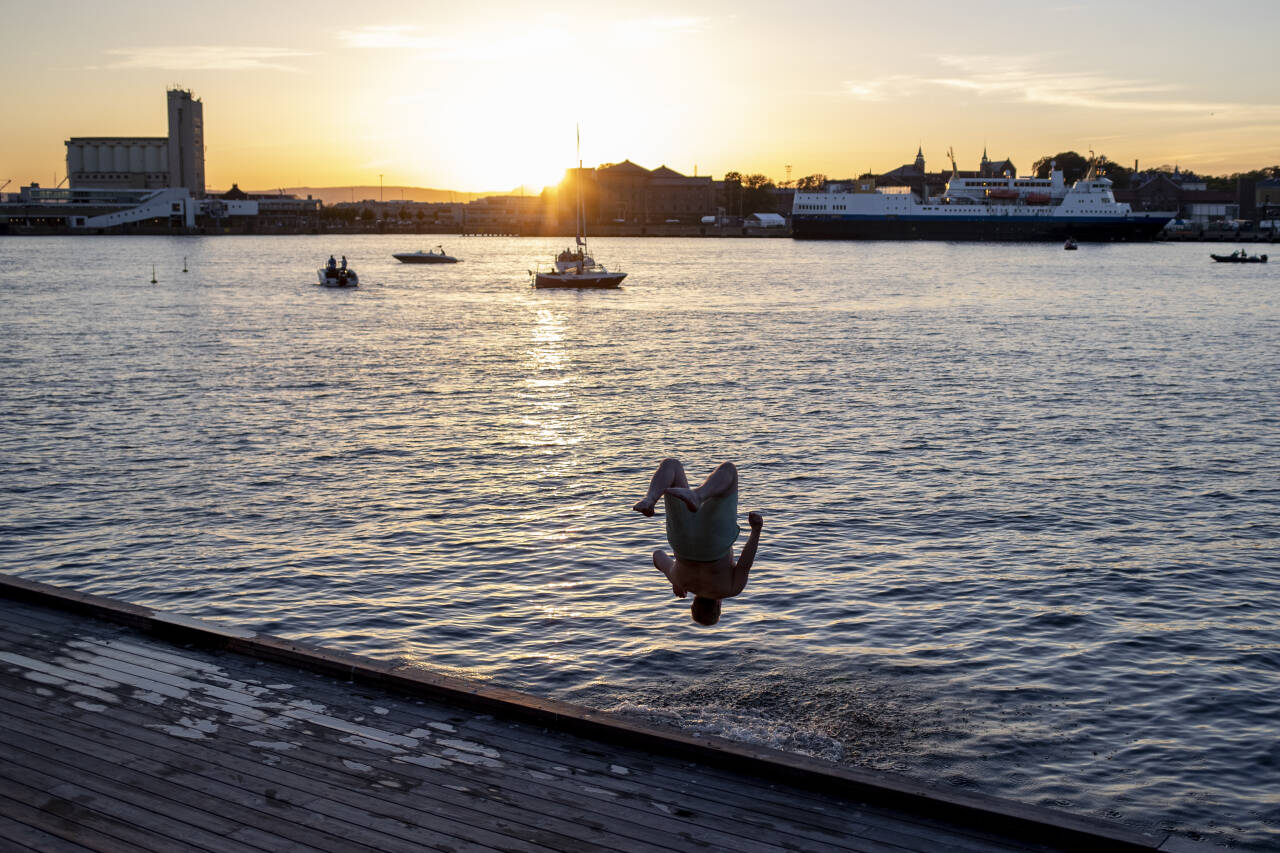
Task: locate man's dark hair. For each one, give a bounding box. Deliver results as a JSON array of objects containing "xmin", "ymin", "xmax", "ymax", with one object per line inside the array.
[{"xmin": 691, "ymin": 596, "xmax": 721, "ymax": 626}]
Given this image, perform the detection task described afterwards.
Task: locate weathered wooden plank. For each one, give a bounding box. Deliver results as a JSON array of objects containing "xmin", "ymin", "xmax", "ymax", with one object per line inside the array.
[
  {"xmin": 0, "ymin": 579, "xmax": 1194, "ymax": 853},
  {"xmin": 0, "ymin": 604, "xmax": 1049, "ymax": 850},
  {"xmin": 0, "ymin": 610, "xmax": 874, "ymax": 853},
  {"xmin": 0, "ymin": 683, "xmax": 621, "ymax": 853},
  {"xmin": 6, "ymin": 611, "xmax": 1047, "ymax": 853},
  {"xmin": 0, "ymin": 703, "xmax": 340, "ymax": 853},
  {"xmin": 0, "ymin": 770, "xmax": 194, "ymax": 853},
  {"xmin": 268, "ymin": 671, "xmax": 1035, "ymax": 853},
  {"xmin": 0, "ymin": 810, "xmax": 102, "ymax": 853},
  {"xmin": 0, "ymin": 753, "xmax": 268, "ymax": 853},
  {"xmin": 0, "ymin": 576, "xmax": 1149, "ymax": 853},
  {"xmin": 333, "ymin": 689, "xmax": 1068, "ymax": 853},
  {"xmin": 0, "ymin": 604, "xmax": 1042, "ymax": 853},
  {"xmin": 0, "ymin": 686, "xmax": 534, "ymax": 853},
  {"xmin": 0, "ymin": 601, "xmax": 936, "ymax": 843},
  {"xmin": 0, "ymin": 617, "xmax": 839, "ymax": 850},
  {"xmin": 0, "ymin": 671, "xmax": 784, "ymax": 853},
  {"xmin": 0, "ymin": 740, "xmax": 264, "ymax": 852}
]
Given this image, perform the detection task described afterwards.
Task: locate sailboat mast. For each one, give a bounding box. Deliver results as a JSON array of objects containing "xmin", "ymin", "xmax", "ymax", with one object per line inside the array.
[{"xmin": 576, "ymin": 124, "xmax": 585, "ymax": 246}]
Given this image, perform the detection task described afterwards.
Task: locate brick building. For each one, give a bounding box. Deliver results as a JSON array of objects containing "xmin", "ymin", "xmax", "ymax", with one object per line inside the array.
[{"xmin": 557, "ymin": 162, "xmax": 714, "ymax": 226}]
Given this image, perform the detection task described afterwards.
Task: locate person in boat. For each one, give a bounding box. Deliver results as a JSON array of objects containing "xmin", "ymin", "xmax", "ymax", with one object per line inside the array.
[
  {"xmin": 632, "ymin": 459, "xmax": 763, "ymax": 626},
  {"xmin": 327, "ymin": 255, "xmax": 337, "ymax": 271},
  {"xmin": 340, "ymin": 255, "xmax": 348, "ymax": 270}
]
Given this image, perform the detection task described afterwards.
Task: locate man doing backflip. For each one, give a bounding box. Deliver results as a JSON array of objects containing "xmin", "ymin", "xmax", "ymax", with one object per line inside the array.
[{"xmin": 632, "ymin": 459, "xmax": 763, "ymax": 626}]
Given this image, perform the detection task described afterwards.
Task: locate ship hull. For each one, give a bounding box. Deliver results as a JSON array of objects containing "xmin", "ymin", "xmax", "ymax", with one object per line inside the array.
[
  {"xmin": 533, "ymin": 271, "xmax": 626, "ymax": 289},
  {"xmin": 793, "ymin": 214, "xmax": 1171, "ymax": 242},
  {"xmin": 393, "ymin": 254, "xmax": 458, "ymax": 264}
]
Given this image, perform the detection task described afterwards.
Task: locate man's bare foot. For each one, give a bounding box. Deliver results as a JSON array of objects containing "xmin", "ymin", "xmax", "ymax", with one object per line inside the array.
[
  {"xmin": 632, "ymin": 497, "xmax": 657, "ymax": 517},
  {"xmin": 663, "ymin": 486, "xmax": 701, "ymax": 512}
]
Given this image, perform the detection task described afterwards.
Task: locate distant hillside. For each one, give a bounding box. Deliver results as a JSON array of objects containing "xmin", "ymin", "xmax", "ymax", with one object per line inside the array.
[{"xmin": 248, "ymin": 186, "xmax": 535, "ymax": 205}]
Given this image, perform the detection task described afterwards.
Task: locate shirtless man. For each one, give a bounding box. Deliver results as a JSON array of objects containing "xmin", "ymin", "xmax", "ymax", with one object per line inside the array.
[{"xmin": 632, "ymin": 458, "xmax": 763, "ymax": 626}]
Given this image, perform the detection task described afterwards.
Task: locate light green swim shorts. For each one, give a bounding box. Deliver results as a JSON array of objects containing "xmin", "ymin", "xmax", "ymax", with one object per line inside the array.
[{"xmin": 664, "ymin": 491, "xmax": 741, "ymax": 562}]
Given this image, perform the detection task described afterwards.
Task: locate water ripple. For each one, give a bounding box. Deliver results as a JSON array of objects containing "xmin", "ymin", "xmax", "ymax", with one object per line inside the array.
[{"xmin": 1, "ymin": 235, "xmax": 1277, "ymax": 848}]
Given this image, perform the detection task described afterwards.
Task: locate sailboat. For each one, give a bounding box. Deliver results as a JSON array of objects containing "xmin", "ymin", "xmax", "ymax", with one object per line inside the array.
[{"xmin": 531, "ymin": 128, "xmax": 627, "ymax": 289}]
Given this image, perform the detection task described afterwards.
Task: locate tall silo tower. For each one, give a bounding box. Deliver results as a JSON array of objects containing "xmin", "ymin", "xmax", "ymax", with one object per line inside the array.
[{"xmin": 167, "ymin": 88, "xmax": 205, "ymax": 196}]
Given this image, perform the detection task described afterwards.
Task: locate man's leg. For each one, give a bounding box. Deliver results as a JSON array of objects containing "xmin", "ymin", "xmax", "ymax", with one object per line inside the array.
[
  {"xmin": 695, "ymin": 462, "xmax": 737, "ymax": 501},
  {"xmin": 662, "ymin": 461, "xmax": 737, "ymax": 513},
  {"xmin": 632, "ymin": 458, "xmax": 690, "ymax": 516}
]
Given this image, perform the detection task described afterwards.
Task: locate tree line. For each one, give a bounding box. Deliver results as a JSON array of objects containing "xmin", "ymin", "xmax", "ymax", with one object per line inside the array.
[
  {"xmin": 719, "ymin": 171, "xmax": 828, "ymax": 214},
  {"xmin": 1029, "ymin": 152, "xmax": 1278, "ymax": 191}
]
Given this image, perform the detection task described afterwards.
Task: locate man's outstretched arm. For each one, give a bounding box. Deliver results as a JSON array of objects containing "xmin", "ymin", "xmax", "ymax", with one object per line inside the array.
[
  {"xmin": 732, "ymin": 512, "xmax": 763, "ymax": 594},
  {"xmin": 653, "ymin": 549, "xmax": 687, "ymax": 597}
]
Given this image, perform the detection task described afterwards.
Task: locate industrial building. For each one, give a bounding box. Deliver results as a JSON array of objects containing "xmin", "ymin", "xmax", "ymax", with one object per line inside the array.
[
  {"xmin": 1, "ymin": 88, "xmax": 254, "ymax": 234},
  {"xmin": 65, "ymin": 88, "xmax": 205, "ymax": 194}
]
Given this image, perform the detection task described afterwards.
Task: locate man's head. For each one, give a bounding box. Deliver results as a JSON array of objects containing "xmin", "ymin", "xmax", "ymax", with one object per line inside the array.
[{"xmin": 690, "ymin": 596, "xmax": 722, "ymax": 626}]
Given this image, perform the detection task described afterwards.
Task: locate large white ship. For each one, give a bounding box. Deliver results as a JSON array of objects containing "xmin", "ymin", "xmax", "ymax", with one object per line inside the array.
[{"xmin": 792, "ymin": 153, "xmax": 1172, "ymax": 241}]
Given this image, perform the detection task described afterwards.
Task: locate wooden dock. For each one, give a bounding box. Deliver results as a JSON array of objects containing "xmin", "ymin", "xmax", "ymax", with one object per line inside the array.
[{"xmin": 0, "ymin": 574, "xmax": 1201, "ymax": 853}]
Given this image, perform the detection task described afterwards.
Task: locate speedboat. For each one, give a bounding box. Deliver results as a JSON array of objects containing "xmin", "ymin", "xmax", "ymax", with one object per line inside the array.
[
  {"xmin": 1210, "ymin": 251, "xmax": 1268, "ymax": 263},
  {"xmin": 318, "ymin": 266, "xmax": 358, "ymax": 287},
  {"xmin": 531, "ymin": 246, "xmax": 626, "ymax": 289},
  {"xmin": 393, "ymin": 246, "xmax": 458, "ymax": 264}
]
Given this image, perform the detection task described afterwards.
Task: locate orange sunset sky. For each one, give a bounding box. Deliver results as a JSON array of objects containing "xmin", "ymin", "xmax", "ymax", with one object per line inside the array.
[{"xmin": 4, "ymin": 0, "xmax": 1278, "ymax": 192}]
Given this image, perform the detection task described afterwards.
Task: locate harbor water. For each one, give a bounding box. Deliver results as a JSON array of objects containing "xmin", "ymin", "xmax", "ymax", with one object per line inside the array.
[{"xmin": 1, "ymin": 235, "xmax": 1277, "ymax": 848}]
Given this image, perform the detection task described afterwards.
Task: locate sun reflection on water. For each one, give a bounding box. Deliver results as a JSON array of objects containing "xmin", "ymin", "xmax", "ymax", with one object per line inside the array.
[{"xmin": 520, "ymin": 308, "xmax": 579, "ymax": 450}]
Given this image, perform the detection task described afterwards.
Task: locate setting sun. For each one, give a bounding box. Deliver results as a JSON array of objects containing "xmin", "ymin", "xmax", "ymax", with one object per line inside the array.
[
  {"xmin": 358, "ymin": 16, "xmax": 702, "ymax": 191},
  {"xmin": 2, "ymin": 2, "xmax": 1277, "ymax": 190}
]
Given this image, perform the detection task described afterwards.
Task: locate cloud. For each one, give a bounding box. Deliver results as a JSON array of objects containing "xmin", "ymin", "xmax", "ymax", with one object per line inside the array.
[
  {"xmin": 99, "ymin": 46, "xmax": 312, "ymax": 72},
  {"xmin": 339, "ymin": 16, "xmax": 706, "ymax": 59},
  {"xmin": 337, "ymin": 26, "xmax": 448, "ymax": 50},
  {"xmin": 624, "ymin": 15, "xmax": 706, "ymax": 35},
  {"xmin": 845, "ymin": 55, "xmax": 1276, "ymax": 117},
  {"xmin": 842, "ymin": 76, "xmax": 920, "ymax": 101},
  {"xmin": 336, "ymin": 24, "xmax": 534, "ymax": 62}
]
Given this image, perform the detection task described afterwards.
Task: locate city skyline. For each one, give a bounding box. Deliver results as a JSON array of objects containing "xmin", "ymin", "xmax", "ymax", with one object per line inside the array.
[{"xmin": 5, "ymin": 0, "xmax": 1278, "ymax": 193}]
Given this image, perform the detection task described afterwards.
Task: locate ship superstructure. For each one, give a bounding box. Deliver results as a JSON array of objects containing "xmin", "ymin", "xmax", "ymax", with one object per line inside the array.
[{"xmin": 792, "ymin": 153, "xmax": 1171, "ymax": 241}]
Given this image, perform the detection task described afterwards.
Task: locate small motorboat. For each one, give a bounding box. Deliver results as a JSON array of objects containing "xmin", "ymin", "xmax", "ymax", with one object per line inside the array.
[
  {"xmin": 318, "ymin": 259, "xmax": 358, "ymax": 287},
  {"xmin": 1210, "ymin": 250, "xmax": 1268, "ymax": 263},
  {"xmin": 393, "ymin": 246, "xmax": 459, "ymax": 264},
  {"xmin": 1064, "ymin": 237, "xmax": 1078, "ymax": 250}
]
